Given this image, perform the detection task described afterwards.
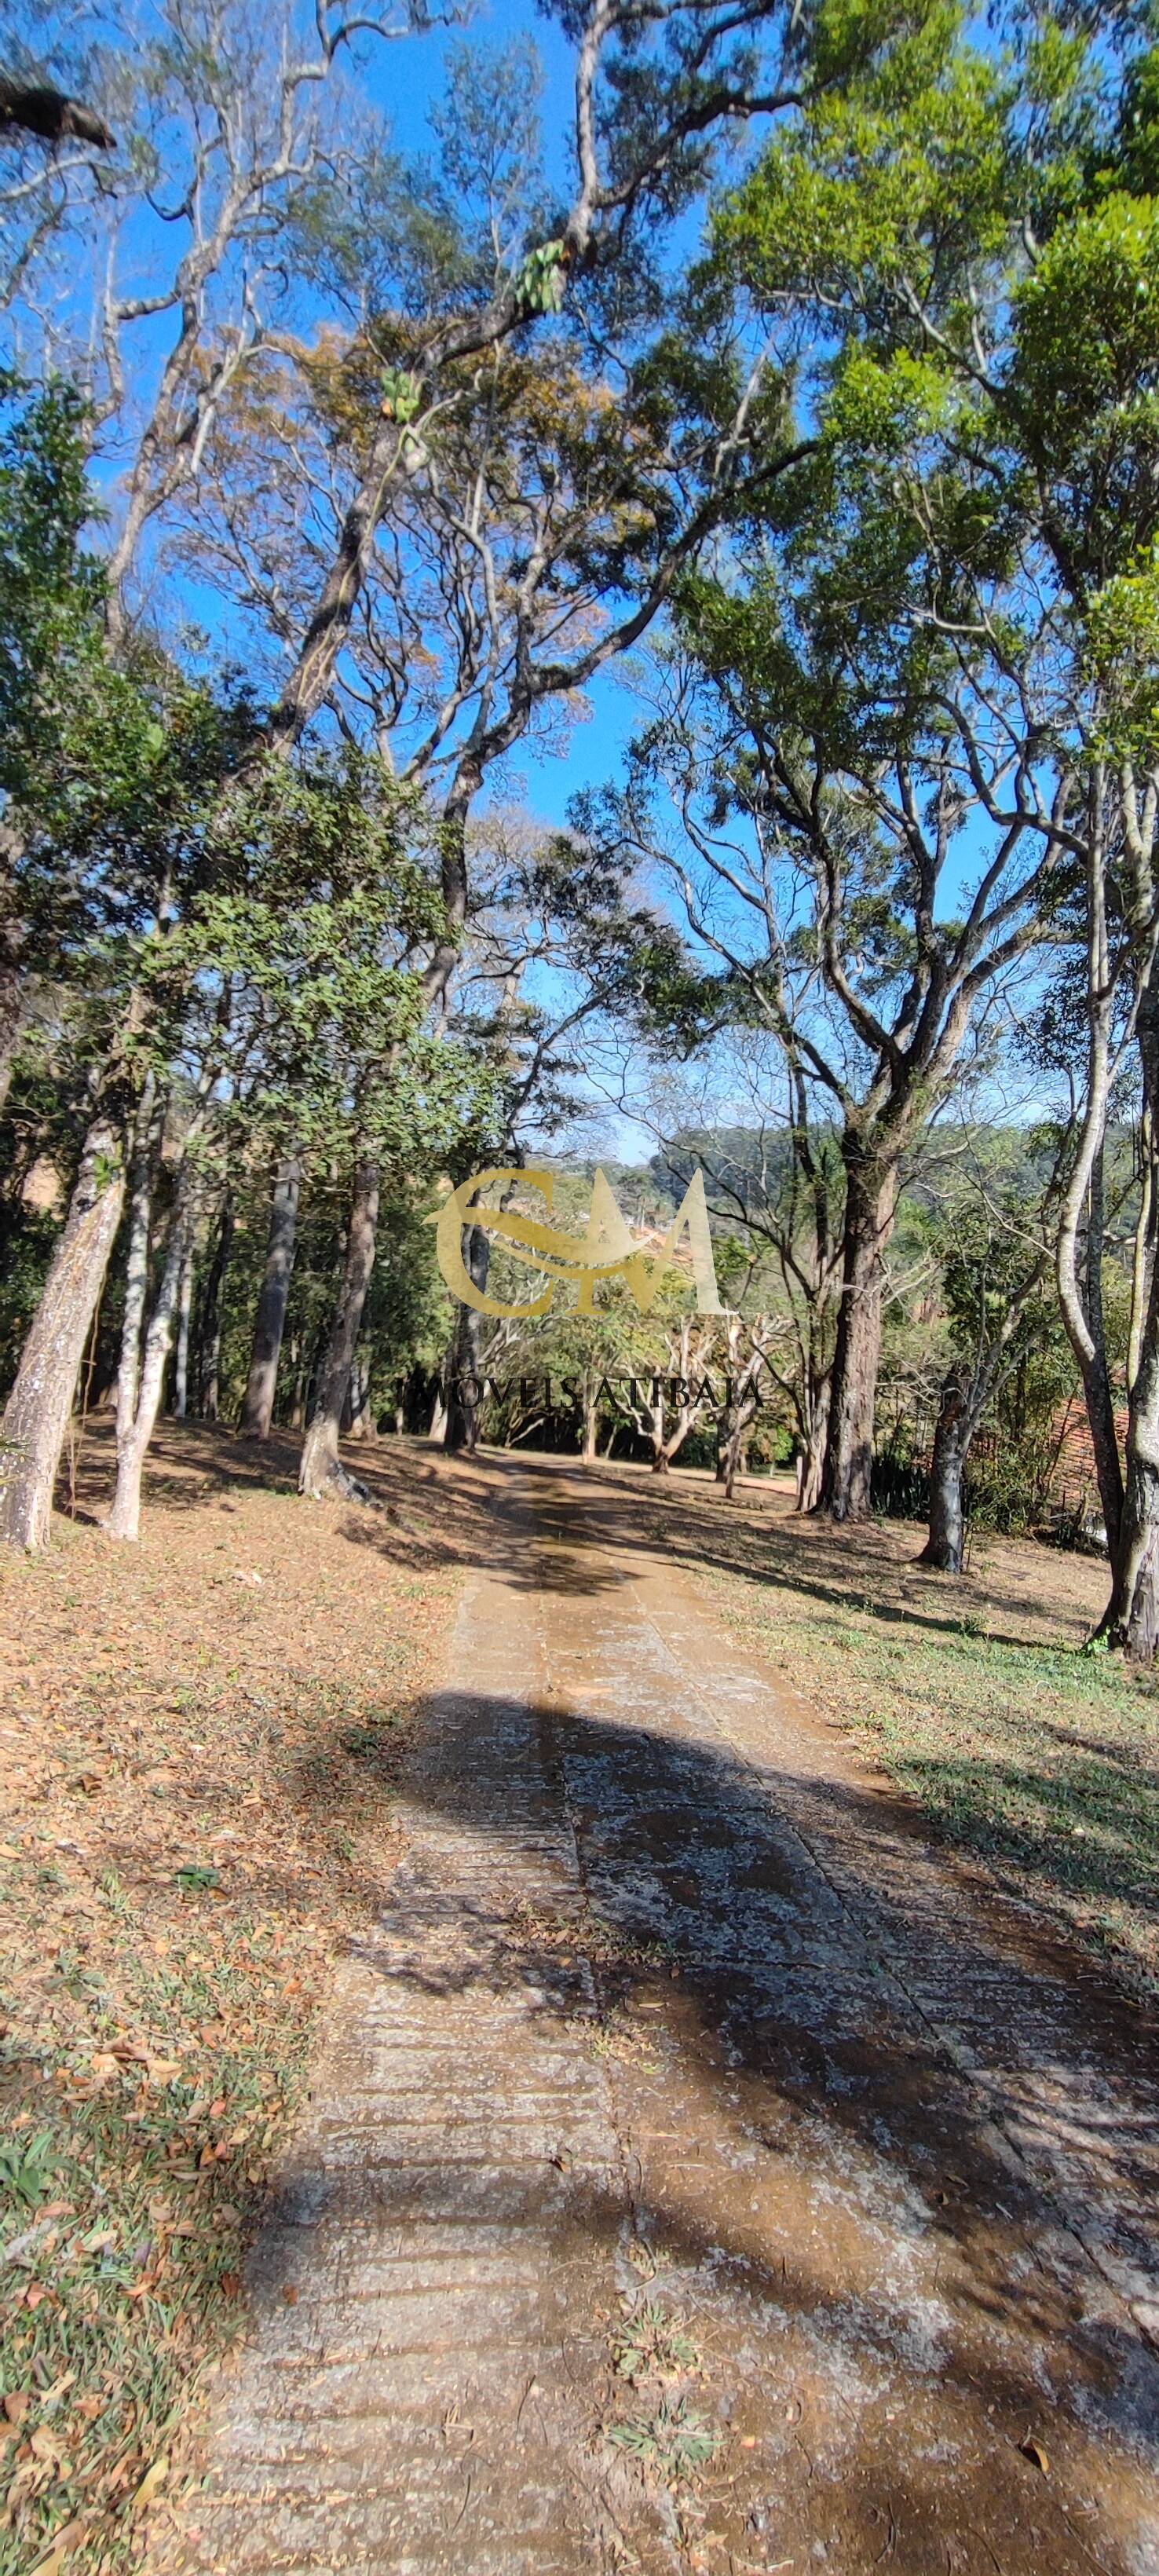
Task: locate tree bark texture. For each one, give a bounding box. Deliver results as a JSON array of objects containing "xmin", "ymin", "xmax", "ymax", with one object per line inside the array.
[
  {"xmin": 104, "ymin": 1173, "xmax": 192, "ymax": 1541},
  {"xmin": 1106, "ymin": 987, "xmax": 1159, "ymax": 1652},
  {"xmin": 0, "ymin": 919, "xmax": 24, "ymax": 1118},
  {"xmin": 1056, "ymin": 793, "xmax": 1126, "ymax": 1565},
  {"xmin": 115, "ymin": 1076, "xmax": 160, "ymax": 1451},
  {"xmin": 444, "ymin": 1228, "xmax": 489, "ymax": 1454},
  {"xmin": 1106, "ymin": 1269, "xmax": 1159, "ymax": 1654},
  {"xmin": 819, "ymin": 1143, "xmax": 900, "ymax": 1520},
  {"xmin": 0, "ymin": 1117, "xmax": 126, "ymax": 1550},
  {"xmin": 172, "ymin": 1234, "xmax": 194, "ymax": 1418},
  {"xmin": 298, "ymin": 1159, "xmax": 380, "ymax": 1497},
  {"xmin": 240, "ymin": 1151, "xmax": 302, "ymax": 1438},
  {"xmin": 796, "ymin": 1407, "xmax": 828, "ymax": 1513},
  {"xmin": 919, "ymin": 1374, "xmax": 970, "ymax": 1575},
  {"xmin": 722, "ymin": 1403, "xmax": 754, "ymax": 1500},
  {"xmin": 196, "ymin": 1187, "xmax": 234, "ymax": 1419}
]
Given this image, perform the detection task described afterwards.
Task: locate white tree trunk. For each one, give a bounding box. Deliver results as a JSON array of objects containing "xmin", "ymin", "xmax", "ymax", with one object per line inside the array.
[
  {"xmin": 115, "ymin": 1076, "xmax": 159, "ymax": 1448},
  {"xmin": 104, "ymin": 1180, "xmax": 192, "ymax": 1542},
  {"xmin": 0, "ymin": 1118, "xmax": 126, "ymax": 1550},
  {"xmin": 172, "ymin": 1232, "xmax": 194, "ymax": 1419}
]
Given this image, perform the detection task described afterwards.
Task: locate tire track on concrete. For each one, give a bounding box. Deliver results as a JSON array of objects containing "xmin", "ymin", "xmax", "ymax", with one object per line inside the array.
[
  {"xmin": 162, "ymin": 1500, "xmax": 654, "ymax": 2576},
  {"xmin": 160, "ymin": 1455, "xmax": 1159, "ymax": 2576}
]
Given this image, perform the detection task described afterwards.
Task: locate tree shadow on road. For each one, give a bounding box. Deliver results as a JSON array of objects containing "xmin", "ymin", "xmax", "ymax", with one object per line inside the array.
[{"xmin": 267, "ymin": 1671, "xmax": 1159, "ymax": 2574}]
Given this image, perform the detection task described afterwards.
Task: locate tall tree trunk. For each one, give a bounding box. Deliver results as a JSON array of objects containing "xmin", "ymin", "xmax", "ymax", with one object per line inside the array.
[
  {"xmin": 582, "ymin": 1367, "xmax": 598, "ymax": 1464},
  {"xmin": 819, "ymin": 1141, "xmax": 899, "ymax": 1520},
  {"xmin": 104, "ymin": 1173, "xmax": 192, "ymax": 1542},
  {"xmin": 1106, "ymin": 989, "xmax": 1159, "ymax": 1652},
  {"xmin": 1128, "ymin": 1113, "xmax": 1154, "ymax": 1395},
  {"xmin": 115, "ymin": 1075, "xmax": 159, "ymax": 1450},
  {"xmin": 444, "ymin": 1227, "xmax": 488, "ymax": 1454},
  {"xmin": 240, "ymin": 1150, "xmax": 303, "ymax": 1438},
  {"xmin": 722, "ymin": 1400, "xmax": 755, "ymax": 1500},
  {"xmin": 353, "ymin": 1355, "xmax": 378, "ymax": 1441},
  {"xmin": 797, "ymin": 1394, "xmax": 828, "ymax": 1513},
  {"xmin": 0, "ymin": 917, "xmax": 24, "ymax": 1118},
  {"xmin": 196, "ymin": 1186, "xmax": 234, "ymax": 1419},
  {"xmin": 1057, "ymin": 793, "xmax": 1126, "ymax": 1564},
  {"xmin": 0, "ymin": 1116, "xmax": 126, "ymax": 1550},
  {"xmin": 919, "ymin": 1372, "xmax": 971, "ymax": 1575},
  {"xmin": 298, "ymin": 1158, "xmax": 380, "ymax": 1498},
  {"xmin": 1108, "ymin": 1253, "xmax": 1159, "ymax": 1654},
  {"xmin": 172, "ymin": 1232, "xmax": 194, "ymax": 1419},
  {"xmin": 343, "ymin": 1354, "xmax": 378, "ymax": 1441}
]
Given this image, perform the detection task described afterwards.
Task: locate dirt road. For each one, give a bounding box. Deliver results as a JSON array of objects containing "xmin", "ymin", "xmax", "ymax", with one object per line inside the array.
[{"xmin": 161, "ymin": 1456, "xmax": 1159, "ymax": 2575}]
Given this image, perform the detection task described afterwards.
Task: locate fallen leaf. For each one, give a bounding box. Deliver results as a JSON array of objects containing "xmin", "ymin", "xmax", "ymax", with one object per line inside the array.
[
  {"xmin": 3, "ymin": 2391, "xmax": 31, "ymax": 2424},
  {"xmin": 131, "ymin": 2452, "xmax": 168, "ymax": 2513},
  {"xmin": 29, "ymin": 2519, "xmax": 85, "ymax": 2575},
  {"xmin": 220, "ymin": 2271, "xmax": 242, "ymax": 2298},
  {"xmin": 1020, "ymin": 2437, "xmax": 1050, "ymax": 2474},
  {"xmin": 283, "ymin": 2284, "xmax": 299, "ymax": 2305}
]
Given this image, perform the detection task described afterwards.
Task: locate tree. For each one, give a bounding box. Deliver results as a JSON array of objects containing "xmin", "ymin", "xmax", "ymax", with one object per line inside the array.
[
  {"xmin": 239, "ymin": 1153, "xmax": 303, "ymax": 1438},
  {"xmin": 605, "ymin": 604, "xmax": 1059, "ymax": 1519},
  {"xmin": 703, "ymin": 0, "xmax": 1159, "ymax": 1630},
  {"xmin": 0, "ymin": 383, "xmax": 247, "ymax": 1547},
  {"xmin": 653, "ymin": 1054, "xmax": 843, "ymax": 1504},
  {"xmin": 0, "ymin": 0, "xmax": 978, "ymax": 1547},
  {"xmin": 0, "ymin": 0, "xmax": 906, "ymax": 1535},
  {"xmin": 918, "ymin": 1172, "xmax": 1054, "ymax": 1575}
]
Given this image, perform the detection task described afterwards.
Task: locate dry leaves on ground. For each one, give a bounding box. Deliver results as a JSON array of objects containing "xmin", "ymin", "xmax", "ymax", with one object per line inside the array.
[{"xmin": 0, "ymin": 1422, "xmax": 488, "ymax": 2576}]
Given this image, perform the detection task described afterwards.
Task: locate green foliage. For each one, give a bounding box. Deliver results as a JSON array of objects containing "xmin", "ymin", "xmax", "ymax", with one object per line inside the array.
[
  {"xmin": 0, "ymin": 2128, "xmax": 55, "ymax": 2210},
  {"xmin": 378, "ymin": 367, "xmax": 421, "ymax": 424},
  {"xmin": 605, "ymin": 2393, "xmax": 720, "ymax": 2483},
  {"xmin": 514, "ymin": 239, "xmax": 566, "ymax": 317},
  {"xmin": 0, "ymin": 377, "xmax": 166, "ymax": 880}
]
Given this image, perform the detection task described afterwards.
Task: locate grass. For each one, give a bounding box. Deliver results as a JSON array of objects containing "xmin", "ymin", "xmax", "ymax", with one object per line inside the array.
[
  {"xmin": 704, "ymin": 1516, "xmax": 1159, "ymax": 1999},
  {"xmin": 605, "ymin": 2394, "xmax": 720, "ymax": 2486},
  {"xmin": 0, "ymin": 1421, "xmax": 484, "ymax": 2574},
  {"xmin": 610, "ymin": 2302, "xmax": 700, "ymax": 2383}
]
